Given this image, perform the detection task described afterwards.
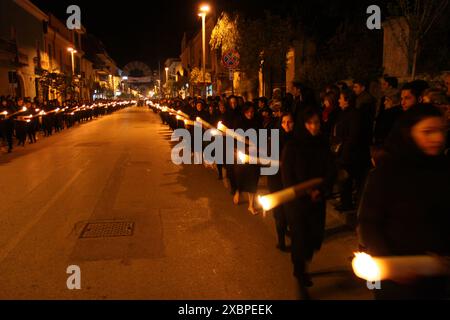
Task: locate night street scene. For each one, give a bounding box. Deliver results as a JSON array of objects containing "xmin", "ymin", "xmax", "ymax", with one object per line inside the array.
[{"xmin": 1, "ymin": 0, "xmax": 450, "ymax": 307}]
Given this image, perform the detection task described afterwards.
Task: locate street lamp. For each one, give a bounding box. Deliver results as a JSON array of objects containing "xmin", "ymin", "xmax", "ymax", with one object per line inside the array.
[
  {"xmin": 165, "ymin": 67, "xmax": 169, "ymax": 97},
  {"xmin": 198, "ymin": 4, "xmax": 210, "ymax": 98},
  {"xmin": 67, "ymin": 47, "xmax": 77, "ymax": 75}
]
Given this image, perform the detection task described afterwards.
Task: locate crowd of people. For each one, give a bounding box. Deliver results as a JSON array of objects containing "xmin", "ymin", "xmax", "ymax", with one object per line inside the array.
[
  {"xmin": 150, "ymin": 74, "xmax": 450, "ymax": 300},
  {"xmin": 0, "ymin": 97, "xmax": 135, "ymax": 153}
]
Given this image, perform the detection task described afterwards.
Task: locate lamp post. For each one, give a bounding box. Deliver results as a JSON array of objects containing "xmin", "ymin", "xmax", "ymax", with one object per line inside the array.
[
  {"xmin": 67, "ymin": 47, "xmax": 77, "ymax": 75},
  {"xmin": 67, "ymin": 47, "xmax": 77, "ymax": 101},
  {"xmin": 198, "ymin": 4, "xmax": 210, "ymax": 98},
  {"xmin": 165, "ymin": 67, "xmax": 169, "ymax": 97}
]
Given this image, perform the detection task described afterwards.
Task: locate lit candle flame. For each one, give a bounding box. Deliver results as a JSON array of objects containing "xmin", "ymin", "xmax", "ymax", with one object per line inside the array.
[
  {"xmin": 258, "ymin": 195, "xmax": 271, "ymax": 211},
  {"xmin": 238, "ymin": 151, "xmax": 249, "ymax": 164},
  {"xmin": 352, "ymin": 252, "xmax": 382, "ymax": 282}
]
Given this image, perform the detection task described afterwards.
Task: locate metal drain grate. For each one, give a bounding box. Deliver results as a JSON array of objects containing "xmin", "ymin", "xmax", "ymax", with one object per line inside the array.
[{"xmin": 79, "ymin": 221, "xmax": 134, "ymax": 238}]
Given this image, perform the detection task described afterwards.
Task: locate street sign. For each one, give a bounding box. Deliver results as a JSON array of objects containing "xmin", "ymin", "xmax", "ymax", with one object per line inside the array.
[{"xmin": 222, "ymin": 50, "xmax": 240, "ymax": 69}]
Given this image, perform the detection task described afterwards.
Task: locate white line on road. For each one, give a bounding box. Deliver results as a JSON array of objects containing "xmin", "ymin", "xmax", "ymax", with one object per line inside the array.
[{"xmin": 0, "ymin": 162, "xmax": 89, "ymax": 264}]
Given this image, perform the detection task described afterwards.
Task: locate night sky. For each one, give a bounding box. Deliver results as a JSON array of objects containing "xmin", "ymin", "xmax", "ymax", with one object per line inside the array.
[
  {"xmin": 30, "ymin": 0, "xmax": 392, "ymax": 71},
  {"xmin": 30, "ymin": 0, "xmax": 282, "ymax": 70}
]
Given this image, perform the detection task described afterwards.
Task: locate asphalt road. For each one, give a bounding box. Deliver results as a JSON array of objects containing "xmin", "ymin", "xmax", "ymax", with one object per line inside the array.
[{"xmin": 0, "ymin": 106, "xmax": 372, "ymax": 300}]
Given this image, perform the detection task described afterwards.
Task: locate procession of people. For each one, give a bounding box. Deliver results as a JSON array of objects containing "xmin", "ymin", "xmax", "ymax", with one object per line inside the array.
[
  {"xmin": 0, "ymin": 97, "xmax": 135, "ymax": 154},
  {"xmin": 151, "ymin": 75, "xmax": 450, "ymax": 300}
]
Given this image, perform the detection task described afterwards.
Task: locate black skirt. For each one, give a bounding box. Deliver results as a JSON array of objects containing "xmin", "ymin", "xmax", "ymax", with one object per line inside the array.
[{"xmin": 234, "ymin": 163, "xmax": 260, "ymax": 193}]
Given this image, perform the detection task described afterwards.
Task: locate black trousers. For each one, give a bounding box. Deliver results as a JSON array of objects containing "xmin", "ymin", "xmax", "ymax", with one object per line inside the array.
[{"xmin": 273, "ymin": 206, "xmax": 288, "ymax": 246}]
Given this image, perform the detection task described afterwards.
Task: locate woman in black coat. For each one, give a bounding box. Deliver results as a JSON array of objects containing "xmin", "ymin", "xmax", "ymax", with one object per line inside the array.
[
  {"xmin": 282, "ymin": 107, "xmax": 336, "ymax": 299},
  {"xmin": 268, "ymin": 112, "xmax": 294, "ymax": 251},
  {"xmin": 331, "ymin": 89, "xmax": 367, "ymax": 211},
  {"xmin": 358, "ymin": 104, "xmax": 450, "ymax": 300},
  {"xmin": 233, "ymin": 102, "xmax": 261, "ymax": 215}
]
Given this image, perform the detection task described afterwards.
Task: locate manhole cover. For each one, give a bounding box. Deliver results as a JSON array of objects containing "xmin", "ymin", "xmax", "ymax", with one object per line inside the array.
[{"xmin": 79, "ymin": 221, "xmax": 134, "ymax": 238}]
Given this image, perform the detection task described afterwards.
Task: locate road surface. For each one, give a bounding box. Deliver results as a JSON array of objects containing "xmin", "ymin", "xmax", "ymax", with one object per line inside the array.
[{"xmin": 0, "ymin": 106, "xmax": 371, "ymax": 299}]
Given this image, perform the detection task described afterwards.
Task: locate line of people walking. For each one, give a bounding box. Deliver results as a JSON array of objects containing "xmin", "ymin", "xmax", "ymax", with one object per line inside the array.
[
  {"xmin": 0, "ymin": 97, "xmax": 135, "ymax": 154},
  {"xmin": 151, "ymin": 74, "xmax": 450, "ymax": 300}
]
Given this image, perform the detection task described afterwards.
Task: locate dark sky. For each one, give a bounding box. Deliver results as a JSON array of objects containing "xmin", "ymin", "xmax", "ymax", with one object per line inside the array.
[
  {"xmin": 30, "ymin": 0, "xmax": 276, "ymax": 70},
  {"xmin": 30, "ymin": 0, "xmax": 390, "ymax": 70},
  {"xmin": 31, "ymin": 0, "xmax": 204, "ymax": 70}
]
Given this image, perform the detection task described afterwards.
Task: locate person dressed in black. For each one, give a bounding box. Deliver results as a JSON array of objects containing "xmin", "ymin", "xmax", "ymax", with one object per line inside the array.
[
  {"xmin": 268, "ymin": 112, "xmax": 294, "ymax": 252},
  {"xmin": 282, "ymin": 107, "xmax": 336, "ymax": 299},
  {"xmin": 214, "ymin": 101, "xmax": 229, "ymax": 180},
  {"xmin": 358, "ymin": 104, "xmax": 450, "ymax": 300},
  {"xmin": 233, "ymin": 102, "xmax": 261, "ymax": 215},
  {"xmin": 1, "ymin": 97, "xmax": 15, "ymax": 153},
  {"xmin": 321, "ymin": 91, "xmax": 340, "ymax": 142},
  {"xmin": 373, "ymin": 91, "xmax": 403, "ymax": 147},
  {"xmin": 331, "ymin": 89, "xmax": 365, "ymax": 211},
  {"xmin": 14, "ymin": 98, "xmax": 27, "ymax": 147},
  {"xmin": 223, "ymin": 96, "xmax": 241, "ymax": 196}
]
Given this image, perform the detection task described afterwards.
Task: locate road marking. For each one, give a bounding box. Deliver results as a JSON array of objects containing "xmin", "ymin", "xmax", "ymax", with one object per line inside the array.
[{"xmin": 0, "ymin": 164, "xmax": 87, "ymax": 264}]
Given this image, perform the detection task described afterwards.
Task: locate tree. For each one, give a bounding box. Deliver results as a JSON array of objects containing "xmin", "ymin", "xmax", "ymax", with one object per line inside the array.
[
  {"xmin": 210, "ymin": 11, "xmax": 293, "ymax": 95},
  {"xmin": 389, "ymin": 0, "xmax": 449, "ymax": 79}
]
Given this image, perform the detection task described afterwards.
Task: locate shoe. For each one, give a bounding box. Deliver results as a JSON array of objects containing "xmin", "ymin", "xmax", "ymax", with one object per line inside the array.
[
  {"xmin": 302, "ymin": 274, "xmax": 314, "ymax": 288},
  {"xmin": 297, "ymin": 282, "xmax": 312, "ymax": 300},
  {"xmin": 276, "ymin": 244, "xmax": 290, "ymax": 253}
]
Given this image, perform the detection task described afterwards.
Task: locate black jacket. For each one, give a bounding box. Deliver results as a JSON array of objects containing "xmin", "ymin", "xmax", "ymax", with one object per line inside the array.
[
  {"xmin": 358, "ymin": 153, "xmax": 450, "ymax": 256},
  {"xmin": 332, "ymin": 106, "xmax": 366, "ymax": 167},
  {"xmin": 373, "ymin": 105, "xmax": 403, "ymax": 146},
  {"xmin": 281, "ymin": 133, "xmax": 336, "ymax": 259},
  {"xmin": 356, "ymin": 91, "xmax": 377, "ymax": 145}
]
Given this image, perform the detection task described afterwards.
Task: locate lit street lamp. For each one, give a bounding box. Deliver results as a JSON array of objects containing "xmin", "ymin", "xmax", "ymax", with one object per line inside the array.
[
  {"xmin": 67, "ymin": 47, "xmax": 77, "ymax": 75},
  {"xmin": 198, "ymin": 4, "xmax": 210, "ymax": 98},
  {"xmin": 165, "ymin": 67, "xmax": 169, "ymax": 97}
]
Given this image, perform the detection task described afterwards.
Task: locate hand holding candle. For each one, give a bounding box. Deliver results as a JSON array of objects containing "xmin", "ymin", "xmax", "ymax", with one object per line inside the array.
[
  {"xmin": 352, "ymin": 252, "xmax": 450, "ymax": 282},
  {"xmin": 258, "ymin": 178, "xmax": 324, "ymax": 211}
]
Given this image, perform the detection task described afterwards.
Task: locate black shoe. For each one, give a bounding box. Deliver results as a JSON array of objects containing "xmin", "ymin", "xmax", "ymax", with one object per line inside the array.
[
  {"xmin": 302, "ymin": 274, "xmax": 314, "ymax": 288},
  {"xmin": 297, "ymin": 282, "xmax": 312, "ymax": 300},
  {"xmin": 276, "ymin": 244, "xmax": 290, "ymax": 253}
]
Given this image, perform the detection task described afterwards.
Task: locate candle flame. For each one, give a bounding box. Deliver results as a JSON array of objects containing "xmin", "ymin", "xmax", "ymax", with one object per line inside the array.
[
  {"xmin": 238, "ymin": 151, "xmax": 248, "ymax": 164},
  {"xmin": 258, "ymin": 195, "xmax": 272, "ymax": 211},
  {"xmin": 352, "ymin": 252, "xmax": 381, "ymax": 282}
]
